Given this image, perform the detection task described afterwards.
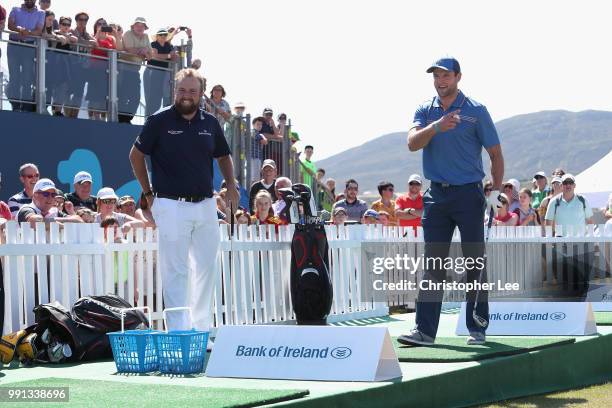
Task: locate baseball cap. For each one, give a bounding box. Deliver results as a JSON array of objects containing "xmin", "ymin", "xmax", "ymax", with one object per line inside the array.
[
  {"xmin": 533, "ymin": 171, "xmax": 547, "ymax": 179},
  {"xmin": 426, "ymin": 57, "xmax": 461, "ymax": 74},
  {"xmin": 97, "ymin": 187, "xmax": 119, "ymax": 200},
  {"xmin": 551, "ymin": 176, "xmax": 562, "ymax": 184},
  {"xmin": 333, "ymin": 207, "xmax": 347, "ymax": 216},
  {"xmin": 155, "ymin": 27, "xmax": 169, "ymax": 35},
  {"xmin": 234, "ymin": 101, "xmax": 245, "ymax": 109},
  {"xmin": 408, "ymin": 174, "xmax": 422, "ymax": 184},
  {"xmin": 363, "ymin": 209, "xmax": 379, "ymax": 219},
  {"xmin": 561, "ymin": 174, "xmax": 575, "ymax": 183},
  {"xmin": 263, "ymin": 108, "xmax": 273, "ymax": 115},
  {"xmin": 73, "ymin": 171, "xmax": 92, "ymax": 185},
  {"xmin": 118, "ymin": 195, "xmax": 135, "ymax": 205},
  {"xmin": 34, "ymin": 179, "xmax": 57, "ymax": 193},
  {"xmin": 262, "ymin": 159, "xmax": 277, "ymax": 170}
]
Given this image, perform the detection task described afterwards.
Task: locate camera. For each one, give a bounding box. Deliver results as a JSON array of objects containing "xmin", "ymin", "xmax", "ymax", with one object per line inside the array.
[
  {"xmin": 101, "ymin": 25, "xmax": 113, "ymax": 33},
  {"xmin": 178, "ymin": 26, "xmax": 189, "ymax": 31}
]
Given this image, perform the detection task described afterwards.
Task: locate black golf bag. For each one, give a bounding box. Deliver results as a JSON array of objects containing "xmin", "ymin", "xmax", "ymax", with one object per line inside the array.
[
  {"xmin": 24, "ymin": 294, "xmax": 148, "ymax": 363},
  {"xmin": 282, "ymin": 184, "xmax": 333, "ymax": 325}
]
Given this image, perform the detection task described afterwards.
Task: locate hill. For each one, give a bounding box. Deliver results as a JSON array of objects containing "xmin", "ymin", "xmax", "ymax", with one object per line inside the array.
[{"xmin": 317, "ymin": 110, "xmax": 612, "ymax": 194}]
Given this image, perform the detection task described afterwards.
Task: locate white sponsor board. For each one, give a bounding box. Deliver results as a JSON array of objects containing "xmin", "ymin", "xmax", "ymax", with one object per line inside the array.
[
  {"xmin": 456, "ymin": 302, "xmax": 597, "ymax": 336},
  {"xmin": 586, "ymin": 284, "xmax": 612, "ymax": 312},
  {"xmin": 206, "ymin": 325, "xmax": 402, "ymax": 382}
]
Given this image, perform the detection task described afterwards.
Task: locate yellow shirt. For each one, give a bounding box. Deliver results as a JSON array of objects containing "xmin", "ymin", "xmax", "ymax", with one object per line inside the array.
[{"xmin": 371, "ymin": 199, "xmax": 398, "ymax": 226}]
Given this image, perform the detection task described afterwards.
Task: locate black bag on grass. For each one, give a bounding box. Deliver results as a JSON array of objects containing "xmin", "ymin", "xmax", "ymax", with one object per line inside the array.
[{"xmin": 31, "ymin": 294, "xmax": 148, "ymax": 362}]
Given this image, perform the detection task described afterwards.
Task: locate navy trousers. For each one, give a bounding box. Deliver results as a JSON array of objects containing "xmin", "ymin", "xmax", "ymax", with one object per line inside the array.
[{"xmin": 415, "ymin": 182, "xmax": 489, "ymax": 338}]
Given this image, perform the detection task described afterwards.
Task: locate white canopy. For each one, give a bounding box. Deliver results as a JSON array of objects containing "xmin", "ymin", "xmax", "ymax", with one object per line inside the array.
[{"xmin": 575, "ymin": 149, "xmax": 612, "ymax": 209}]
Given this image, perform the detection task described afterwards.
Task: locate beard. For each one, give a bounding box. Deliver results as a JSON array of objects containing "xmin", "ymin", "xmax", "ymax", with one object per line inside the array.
[{"xmin": 175, "ymin": 99, "xmax": 198, "ymax": 115}]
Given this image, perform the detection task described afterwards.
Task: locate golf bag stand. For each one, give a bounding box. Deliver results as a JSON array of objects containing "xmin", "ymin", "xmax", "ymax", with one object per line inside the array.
[{"xmin": 286, "ymin": 184, "xmax": 333, "ymax": 325}]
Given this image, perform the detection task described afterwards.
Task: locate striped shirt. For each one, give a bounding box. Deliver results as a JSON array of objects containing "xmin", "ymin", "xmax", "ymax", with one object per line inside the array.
[{"xmin": 8, "ymin": 190, "xmax": 33, "ymax": 220}]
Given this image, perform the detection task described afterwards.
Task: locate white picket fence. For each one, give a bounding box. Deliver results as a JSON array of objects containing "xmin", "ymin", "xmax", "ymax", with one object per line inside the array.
[{"xmin": 2, "ymin": 222, "xmax": 611, "ymax": 334}]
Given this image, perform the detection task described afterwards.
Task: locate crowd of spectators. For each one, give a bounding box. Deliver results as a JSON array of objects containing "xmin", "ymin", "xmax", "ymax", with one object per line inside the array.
[{"xmin": 1, "ymin": 0, "xmax": 194, "ymax": 122}]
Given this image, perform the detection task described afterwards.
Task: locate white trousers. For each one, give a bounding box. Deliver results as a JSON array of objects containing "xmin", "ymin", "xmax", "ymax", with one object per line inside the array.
[{"xmin": 152, "ymin": 197, "xmax": 220, "ymax": 331}]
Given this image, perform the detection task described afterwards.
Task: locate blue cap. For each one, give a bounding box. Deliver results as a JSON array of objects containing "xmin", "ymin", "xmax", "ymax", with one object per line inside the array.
[
  {"xmin": 426, "ymin": 57, "xmax": 461, "ymax": 74},
  {"xmin": 363, "ymin": 209, "xmax": 379, "ymax": 220}
]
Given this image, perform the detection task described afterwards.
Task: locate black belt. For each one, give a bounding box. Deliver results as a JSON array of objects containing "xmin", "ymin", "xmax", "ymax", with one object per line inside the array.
[
  {"xmin": 431, "ymin": 181, "xmax": 481, "ymax": 188},
  {"xmin": 155, "ymin": 193, "xmax": 211, "ymax": 203}
]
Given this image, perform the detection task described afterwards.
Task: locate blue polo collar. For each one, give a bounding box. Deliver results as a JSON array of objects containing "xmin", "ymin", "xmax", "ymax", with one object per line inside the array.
[{"xmin": 432, "ymin": 90, "xmax": 466, "ymax": 110}]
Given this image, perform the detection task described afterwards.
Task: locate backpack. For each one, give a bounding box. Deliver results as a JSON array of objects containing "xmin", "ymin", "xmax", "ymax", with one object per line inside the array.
[{"xmin": 553, "ymin": 194, "xmax": 586, "ymax": 220}]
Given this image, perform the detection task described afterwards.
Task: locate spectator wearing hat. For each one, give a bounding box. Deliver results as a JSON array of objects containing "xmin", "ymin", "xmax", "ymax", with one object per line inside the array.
[
  {"xmin": 371, "ymin": 181, "xmax": 398, "ymax": 226},
  {"xmin": 272, "ymin": 176, "xmax": 292, "ymax": 224},
  {"xmin": 531, "ymin": 171, "xmax": 549, "ymax": 209},
  {"xmin": 65, "ymin": 171, "xmax": 97, "ymax": 211},
  {"xmin": 396, "ymin": 174, "xmax": 424, "ymax": 230},
  {"xmin": 117, "ymin": 195, "xmax": 137, "ymax": 217},
  {"xmin": 502, "ymin": 178, "xmax": 521, "ymax": 213},
  {"xmin": 8, "ymin": 163, "xmax": 39, "ymax": 219},
  {"xmin": 144, "ymin": 28, "xmax": 176, "ymax": 117},
  {"xmin": 119, "ymin": 17, "xmax": 153, "ymax": 123},
  {"xmin": 362, "ymin": 209, "xmax": 379, "ymax": 225},
  {"xmin": 249, "ymin": 116, "xmax": 268, "ymax": 183},
  {"xmin": 17, "ymin": 179, "xmax": 82, "ymax": 226},
  {"xmin": 233, "ymin": 102, "xmax": 246, "ymax": 117},
  {"xmin": 493, "ymin": 193, "xmax": 518, "ymax": 226},
  {"xmin": 6, "ymin": 0, "xmax": 44, "ymax": 112},
  {"xmin": 249, "ymin": 159, "xmax": 277, "ymax": 213},
  {"xmin": 203, "ymin": 85, "xmax": 231, "ymax": 129},
  {"xmin": 333, "ymin": 179, "xmax": 368, "ymax": 223},
  {"xmin": 545, "ymin": 174, "xmax": 593, "ymax": 236},
  {"xmin": 300, "ymin": 145, "xmax": 318, "ymax": 193},
  {"xmin": 332, "ymin": 206, "xmax": 348, "ymax": 225},
  {"xmin": 94, "ymin": 187, "xmax": 142, "ymax": 228}
]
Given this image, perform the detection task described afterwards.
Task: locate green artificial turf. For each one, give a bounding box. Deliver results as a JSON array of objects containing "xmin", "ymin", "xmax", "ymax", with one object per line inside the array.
[
  {"xmin": 392, "ymin": 336, "xmax": 575, "ymax": 362},
  {"xmin": 594, "ymin": 312, "xmax": 612, "ymax": 325},
  {"xmin": 0, "ymin": 377, "xmax": 309, "ymax": 408}
]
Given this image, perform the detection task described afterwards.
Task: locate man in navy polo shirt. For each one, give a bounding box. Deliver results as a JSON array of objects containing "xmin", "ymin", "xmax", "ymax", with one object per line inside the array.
[
  {"xmin": 399, "ymin": 57, "xmax": 505, "ymax": 346},
  {"xmin": 129, "ymin": 68, "xmax": 239, "ymax": 338}
]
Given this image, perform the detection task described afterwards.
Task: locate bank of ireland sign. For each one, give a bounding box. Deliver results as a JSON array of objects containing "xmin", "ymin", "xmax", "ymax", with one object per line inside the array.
[
  {"xmin": 456, "ymin": 302, "xmax": 597, "ymax": 336},
  {"xmin": 206, "ymin": 326, "xmax": 401, "ymax": 381}
]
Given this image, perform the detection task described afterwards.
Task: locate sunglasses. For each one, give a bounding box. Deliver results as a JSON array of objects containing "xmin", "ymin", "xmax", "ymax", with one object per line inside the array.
[
  {"xmin": 60, "ymin": 22, "xmax": 71, "ymax": 27},
  {"xmin": 22, "ymin": 173, "xmax": 40, "ymax": 179},
  {"xmin": 562, "ymin": 181, "xmax": 574, "ymax": 186},
  {"xmin": 36, "ymin": 191, "xmax": 56, "ymax": 198},
  {"xmin": 100, "ymin": 199, "xmax": 117, "ymax": 205},
  {"xmin": 409, "ymin": 182, "xmax": 421, "ymax": 186}
]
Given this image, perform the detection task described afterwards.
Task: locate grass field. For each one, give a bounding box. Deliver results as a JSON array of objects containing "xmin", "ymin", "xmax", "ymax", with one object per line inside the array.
[{"xmin": 478, "ymin": 382, "xmax": 612, "ymax": 407}]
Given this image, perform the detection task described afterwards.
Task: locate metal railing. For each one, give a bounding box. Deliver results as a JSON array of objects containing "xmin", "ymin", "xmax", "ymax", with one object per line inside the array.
[{"xmin": 0, "ymin": 30, "xmax": 178, "ymax": 123}]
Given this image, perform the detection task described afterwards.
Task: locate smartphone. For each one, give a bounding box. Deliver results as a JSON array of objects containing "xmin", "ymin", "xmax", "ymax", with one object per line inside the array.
[{"xmin": 179, "ymin": 26, "xmax": 188, "ymax": 31}]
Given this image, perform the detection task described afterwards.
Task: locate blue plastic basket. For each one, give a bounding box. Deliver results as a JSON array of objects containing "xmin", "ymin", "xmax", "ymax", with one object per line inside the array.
[
  {"xmin": 153, "ymin": 307, "xmax": 209, "ymax": 374},
  {"xmin": 107, "ymin": 306, "xmax": 160, "ymax": 373}
]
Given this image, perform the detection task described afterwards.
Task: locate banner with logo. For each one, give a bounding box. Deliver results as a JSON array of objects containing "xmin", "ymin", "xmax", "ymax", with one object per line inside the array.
[
  {"xmin": 455, "ymin": 302, "xmax": 597, "ymax": 336},
  {"xmin": 586, "ymin": 283, "xmax": 612, "ymax": 311},
  {"xmin": 206, "ymin": 325, "xmax": 402, "ymax": 381}
]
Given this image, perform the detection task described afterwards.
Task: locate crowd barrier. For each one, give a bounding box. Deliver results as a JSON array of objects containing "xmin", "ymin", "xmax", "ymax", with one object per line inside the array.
[{"xmin": 3, "ymin": 223, "xmax": 610, "ymax": 334}]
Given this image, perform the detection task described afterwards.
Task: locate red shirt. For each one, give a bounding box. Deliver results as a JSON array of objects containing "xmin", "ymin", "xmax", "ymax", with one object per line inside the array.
[
  {"xmin": 494, "ymin": 211, "xmax": 517, "ymax": 225},
  {"xmin": 395, "ymin": 193, "xmax": 423, "ymax": 228},
  {"xmin": 92, "ymin": 36, "xmax": 115, "ymax": 58}
]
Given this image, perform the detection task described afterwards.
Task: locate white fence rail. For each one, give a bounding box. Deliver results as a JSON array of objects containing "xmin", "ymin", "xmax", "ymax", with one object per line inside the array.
[{"xmin": 2, "ymin": 222, "xmax": 611, "ymax": 334}]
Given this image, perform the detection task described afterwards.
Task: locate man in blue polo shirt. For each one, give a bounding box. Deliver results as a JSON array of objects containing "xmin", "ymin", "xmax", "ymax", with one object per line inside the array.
[
  {"xmin": 129, "ymin": 68, "xmax": 239, "ymax": 340},
  {"xmin": 399, "ymin": 57, "xmax": 505, "ymax": 346}
]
